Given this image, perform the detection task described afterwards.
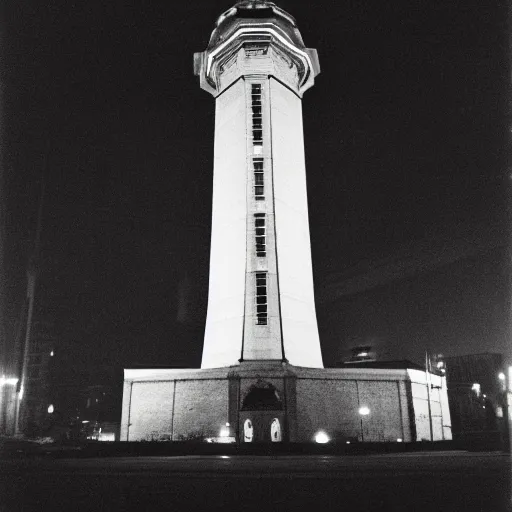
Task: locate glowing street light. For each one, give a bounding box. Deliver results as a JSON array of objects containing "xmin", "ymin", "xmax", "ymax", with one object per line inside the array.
[
  {"xmin": 47, "ymin": 404, "xmax": 54, "ymax": 414},
  {"xmin": 314, "ymin": 431, "xmax": 330, "ymax": 444},
  {"xmin": 498, "ymin": 373, "xmax": 505, "ymax": 381},
  {"xmin": 219, "ymin": 422, "xmax": 230, "ymax": 438},
  {"xmin": 358, "ymin": 406, "xmax": 370, "ymax": 442}
]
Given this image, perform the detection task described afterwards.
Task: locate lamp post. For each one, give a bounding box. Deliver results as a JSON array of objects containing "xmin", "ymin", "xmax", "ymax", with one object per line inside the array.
[{"xmin": 359, "ymin": 406, "xmax": 370, "ymax": 442}]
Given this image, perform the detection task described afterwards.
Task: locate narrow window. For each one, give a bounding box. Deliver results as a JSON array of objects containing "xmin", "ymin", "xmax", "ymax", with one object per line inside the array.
[
  {"xmin": 255, "ymin": 272, "xmax": 267, "ymax": 325},
  {"xmin": 254, "ymin": 213, "xmax": 266, "ymax": 257},
  {"xmin": 253, "ymin": 157, "xmax": 264, "ymax": 200},
  {"xmin": 244, "ymin": 419, "xmax": 253, "ymax": 442},
  {"xmin": 271, "ymin": 418, "xmax": 282, "ymax": 442},
  {"xmin": 251, "ymin": 84, "xmax": 262, "ymax": 146}
]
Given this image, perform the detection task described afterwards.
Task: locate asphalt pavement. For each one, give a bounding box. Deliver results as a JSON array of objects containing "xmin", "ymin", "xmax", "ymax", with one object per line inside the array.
[{"xmin": 0, "ymin": 451, "xmax": 510, "ymax": 511}]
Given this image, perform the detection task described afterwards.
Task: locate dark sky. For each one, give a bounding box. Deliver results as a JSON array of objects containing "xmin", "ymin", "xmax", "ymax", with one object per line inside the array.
[{"xmin": 2, "ymin": 0, "xmax": 510, "ymax": 389}]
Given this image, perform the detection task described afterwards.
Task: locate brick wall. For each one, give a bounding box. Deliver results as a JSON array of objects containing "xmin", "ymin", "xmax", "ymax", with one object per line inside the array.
[
  {"xmin": 295, "ymin": 379, "xmax": 360, "ymax": 442},
  {"xmin": 127, "ymin": 381, "xmax": 175, "ymax": 441},
  {"xmin": 295, "ymin": 377, "xmax": 409, "ymax": 443},
  {"xmin": 122, "ymin": 376, "xmax": 229, "ymax": 441},
  {"xmin": 172, "ymin": 379, "xmax": 229, "ymax": 440}
]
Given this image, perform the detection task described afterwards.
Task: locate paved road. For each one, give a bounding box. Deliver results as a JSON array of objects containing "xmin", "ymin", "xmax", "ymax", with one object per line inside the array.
[{"xmin": 1, "ymin": 452, "xmax": 510, "ymax": 511}]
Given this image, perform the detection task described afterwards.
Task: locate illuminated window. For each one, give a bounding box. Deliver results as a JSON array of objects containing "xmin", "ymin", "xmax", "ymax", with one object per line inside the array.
[
  {"xmin": 271, "ymin": 418, "xmax": 282, "ymax": 442},
  {"xmin": 255, "ymin": 272, "xmax": 267, "ymax": 325},
  {"xmin": 251, "ymin": 84, "xmax": 262, "ymax": 146},
  {"xmin": 244, "ymin": 419, "xmax": 253, "ymax": 442},
  {"xmin": 253, "ymin": 157, "xmax": 264, "ymax": 199},
  {"xmin": 254, "ymin": 213, "xmax": 266, "ymax": 257}
]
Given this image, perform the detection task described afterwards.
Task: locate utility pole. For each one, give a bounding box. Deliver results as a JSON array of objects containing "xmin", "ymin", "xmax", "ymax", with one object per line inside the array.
[
  {"xmin": 14, "ymin": 172, "xmax": 45, "ymax": 436},
  {"xmin": 425, "ymin": 350, "xmax": 434, "ymax": 442}
]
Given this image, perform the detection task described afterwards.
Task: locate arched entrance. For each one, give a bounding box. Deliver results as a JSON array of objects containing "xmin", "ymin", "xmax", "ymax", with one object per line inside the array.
[{"xmin": 240, "ymin": 382, "xmax": 285, "ymax": 443}]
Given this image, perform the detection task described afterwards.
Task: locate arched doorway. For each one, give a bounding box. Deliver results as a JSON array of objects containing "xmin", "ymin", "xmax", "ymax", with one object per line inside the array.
[{"xmin": 240, "ymin": 381, "xmax": 285, "ymax": 443}]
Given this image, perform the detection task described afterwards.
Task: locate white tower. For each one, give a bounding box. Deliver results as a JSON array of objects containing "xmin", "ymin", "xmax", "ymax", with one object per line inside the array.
[{"xmin": 195, "ymin": 0, "xmax": 323, "ymax": 369}]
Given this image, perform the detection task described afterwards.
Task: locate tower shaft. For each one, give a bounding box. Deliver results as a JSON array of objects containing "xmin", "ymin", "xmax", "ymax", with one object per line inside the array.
[{"xmin": 195, "ymin": 1, "xmax": 323, "ymax": 369}]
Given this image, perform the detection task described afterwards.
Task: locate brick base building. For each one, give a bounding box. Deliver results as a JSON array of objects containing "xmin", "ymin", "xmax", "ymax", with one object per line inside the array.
[{"xmin": 120, "ymin": 361, "xmax": 451, "ymax": 443}]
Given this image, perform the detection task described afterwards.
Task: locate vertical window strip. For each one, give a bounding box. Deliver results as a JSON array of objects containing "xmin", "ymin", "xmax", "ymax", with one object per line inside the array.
[
  {"xmin": 251, "ymin": 84, "xmax": 262, "ymax": 146},
  {"xmin": 253, "ymin": 157, "xmax": 264, "ymax": 200},
  {"xmin": 254, "ymin": 213, "xmax": 266, "ymax": 257},
  {"xmin": 255, "ymin": 272, "xmax": 268, "ymax": 325}
]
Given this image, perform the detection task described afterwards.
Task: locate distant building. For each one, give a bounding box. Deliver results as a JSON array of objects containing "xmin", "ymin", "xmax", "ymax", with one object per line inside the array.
[
  {"xmin": 79, "ymin": 385, "xmax": 120, "ymax": 441},
  {"xmin": 344, "ymin": 345, "xmax": 377, "ymax": 364},
  {"xmin": 443, "ymin": 353, "xmax": 508, "ymax": 448}
]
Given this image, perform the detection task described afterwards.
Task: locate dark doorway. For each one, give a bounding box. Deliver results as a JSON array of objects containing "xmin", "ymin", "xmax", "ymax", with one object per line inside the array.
[{"xmin": 240, "ymin": 382, "xmax": 285, "ymax": 443}]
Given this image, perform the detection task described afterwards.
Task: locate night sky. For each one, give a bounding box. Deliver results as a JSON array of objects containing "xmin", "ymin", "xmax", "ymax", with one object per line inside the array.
[{"xmin": 2, "ymin": 0, "xmax": 509, "ymax": 393}]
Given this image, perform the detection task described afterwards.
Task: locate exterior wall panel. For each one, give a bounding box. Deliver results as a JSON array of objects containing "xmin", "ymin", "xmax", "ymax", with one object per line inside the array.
[
  {"xmin": 269, "ymin": 78, "xmax": 323, "ymax": 368},
  {"xmin": 127, "ymin": 381, "xmax": 175, "ymax": 441},
  {"xmin": 358, "ymin": 380, "xmax": 403, "ymax": 442},
  {"xmin": 172, "ymin": 379, "xmax": 229, "ymax": 439},
  {"xmin": 202, "ymin": 79, "xmax": 248, "ymax": 368},
  {"xmin": 294, "ymin": 379, "xmax": 360, "ymax": 442}
]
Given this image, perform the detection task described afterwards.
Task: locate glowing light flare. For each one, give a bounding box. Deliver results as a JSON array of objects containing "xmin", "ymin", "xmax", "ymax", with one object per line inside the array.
[
  {"xmin": 498, "ymin": 373, "xmax": 505, "ymax": 381},
  {"xmin": 0, "ymin": 376, "xmax": 18, "ymax": 386},
  {"xmin": 47, "ymin": 404, "xmax": 54, "ymax": 414},
  {"xmin": 314, "ymin": 431, "xmax": 330, "ymax": 444},
  {"xmin": 219, "ymin": 422, "xmax": 230, "ymax": 437},
  {"xmin": 358, "ymin": 406, "xmax": 370, "ymax": 416}
]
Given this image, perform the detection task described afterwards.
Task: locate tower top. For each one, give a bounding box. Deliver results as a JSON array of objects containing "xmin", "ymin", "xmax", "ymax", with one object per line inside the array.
[
  {"xmin": 209, "ymin": 1, "xmax": 301, "ymax": 49},
  {"xmin": 194, "ymin": 1, "xmax": 320, "ymax": 96}
]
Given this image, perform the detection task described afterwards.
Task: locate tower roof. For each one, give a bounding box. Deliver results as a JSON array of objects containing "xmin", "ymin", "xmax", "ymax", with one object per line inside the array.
[{"xmin": 208, "ymin": 1, "xmax": 305, "ymax": 50}]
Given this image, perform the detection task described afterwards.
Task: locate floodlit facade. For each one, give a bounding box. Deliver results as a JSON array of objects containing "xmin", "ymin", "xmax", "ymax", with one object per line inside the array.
[
  {"xmin": 194, "ymin": 0, "xmax": 323, "ymax": 369},
  {"xmin": 120, "ymin": 1, "xmax": 452, "ymax": 444}
]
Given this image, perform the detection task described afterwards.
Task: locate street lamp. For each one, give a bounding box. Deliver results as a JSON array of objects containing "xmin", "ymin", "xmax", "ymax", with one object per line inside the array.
[
  {"xmin": 314, "ymin": 431, "xmax": 330, "ymax": 444},
  {"xmin": 359, "ymin": 406, "xmax": 370, "ymax": 442}
]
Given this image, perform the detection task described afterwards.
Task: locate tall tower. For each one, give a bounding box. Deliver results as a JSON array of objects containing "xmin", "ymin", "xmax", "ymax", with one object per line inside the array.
[
  {"xmin": 195, "ymin": 0, "xmax": 323, "ymax": 369},
  {"xmin": 121, "ymin": 1, "xmax": 453, "ymax": 445}
]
